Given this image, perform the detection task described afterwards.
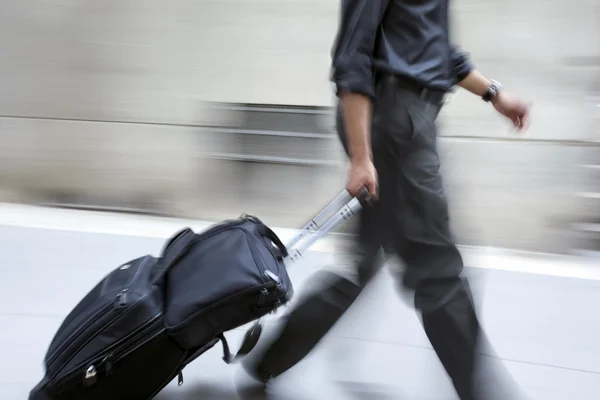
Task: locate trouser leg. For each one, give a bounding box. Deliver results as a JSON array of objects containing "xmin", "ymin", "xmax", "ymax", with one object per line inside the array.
[
  {"xmin": 371, "ymin": 79, "xmax": 482, "ymax": 399},
  {"xmin": 251, "ymin": 264, "xmax": 375, "ymax": 380},
  {"xmin": 248, "ymin": 105, "xmax": 388, "ymax": 382}
]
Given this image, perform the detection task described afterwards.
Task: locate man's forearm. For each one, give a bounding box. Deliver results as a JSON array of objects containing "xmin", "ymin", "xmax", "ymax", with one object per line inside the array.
[
  {"xmin": 339, "ymin": 92, "xmax": 373, "ymax": 162},
  {"xmin": 457, "ymin": 69, "xmax": 492, "ymax": 97}
]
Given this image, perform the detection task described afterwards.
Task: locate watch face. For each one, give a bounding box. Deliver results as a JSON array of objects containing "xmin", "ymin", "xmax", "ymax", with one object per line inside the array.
[{"xmin": 483, "ymin": 80, "xmax": 502, "ymax": 102}]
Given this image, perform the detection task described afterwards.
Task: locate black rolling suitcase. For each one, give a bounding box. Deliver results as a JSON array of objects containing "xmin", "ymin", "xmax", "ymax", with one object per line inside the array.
[{"xmin": 29, "ymin": 189, "xmax": 367, "ymax": 400}]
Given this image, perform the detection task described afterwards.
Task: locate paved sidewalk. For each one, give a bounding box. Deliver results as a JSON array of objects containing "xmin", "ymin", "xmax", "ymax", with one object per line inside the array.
[{"xmin": 1, "ymin": 204, "xmax": 599, "ymax": 399}]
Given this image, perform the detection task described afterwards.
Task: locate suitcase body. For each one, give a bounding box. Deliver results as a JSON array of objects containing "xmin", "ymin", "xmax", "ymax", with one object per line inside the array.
[
  {"xmin": 30, "ymin": 190, "xmax": 366, "ymax": 400},
  {"xmin": 29, "ymin": 255, "xmax": 189, "ymax": 400}
]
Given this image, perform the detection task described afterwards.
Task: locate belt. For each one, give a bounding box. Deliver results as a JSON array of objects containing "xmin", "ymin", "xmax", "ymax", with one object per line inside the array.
[{"xmin": 381, "ymin": 74, "xmax": 447, "ymax": 105}]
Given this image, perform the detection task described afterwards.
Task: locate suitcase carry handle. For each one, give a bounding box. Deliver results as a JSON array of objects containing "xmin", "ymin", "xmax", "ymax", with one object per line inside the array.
[{"xmin": 258, "ymin": 224, "xmax": 289, "ymax": 258}]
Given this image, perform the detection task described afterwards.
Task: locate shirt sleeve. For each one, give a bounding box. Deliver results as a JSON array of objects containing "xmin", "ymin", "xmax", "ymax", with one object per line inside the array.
[
  {"xmin": 450, "ymin": 45, "xmax": 475, "ymax": 84},
  {"xmin": 330, "ymin": 0, "xmax": 387, "ymax": 100}
]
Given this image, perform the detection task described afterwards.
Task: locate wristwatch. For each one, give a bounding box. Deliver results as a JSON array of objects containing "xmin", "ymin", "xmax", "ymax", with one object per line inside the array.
[{"xmin": 482, "ymin": 79, "xmax": 502, "ymax": 102}]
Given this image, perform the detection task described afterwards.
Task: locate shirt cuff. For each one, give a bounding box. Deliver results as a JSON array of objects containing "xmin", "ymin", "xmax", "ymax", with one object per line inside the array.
[
  {"xmin": 451, "ymin": 48, "xmax": 475, "ymax": 84},
  {"xmin": 334, "ymin": 73, "xmax": 376, "ymax": 101},
  {"xmin": 453, "ymin": 61, "xmax": 474, "ymax": 83}
]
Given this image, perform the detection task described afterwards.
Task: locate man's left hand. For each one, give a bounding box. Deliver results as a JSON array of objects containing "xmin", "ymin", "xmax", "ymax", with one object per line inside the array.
[{"xmin": 492, "ymin": 91, "xmax": 532, "ymax": 132}]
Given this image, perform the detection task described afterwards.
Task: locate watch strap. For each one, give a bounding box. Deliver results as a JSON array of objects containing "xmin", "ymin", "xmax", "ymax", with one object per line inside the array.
[{"xmin": 482, "ymin": 80, "xmax": 502, "ymax": 102}]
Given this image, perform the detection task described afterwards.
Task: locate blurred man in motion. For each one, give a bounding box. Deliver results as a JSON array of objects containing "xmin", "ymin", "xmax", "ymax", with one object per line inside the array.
[{"xmin": 242, "ymin": 0, "xmax": 531, "ymax": 399}]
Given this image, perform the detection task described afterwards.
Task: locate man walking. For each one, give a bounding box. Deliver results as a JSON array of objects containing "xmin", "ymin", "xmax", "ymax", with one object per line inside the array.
[{"xmin": 242, "ymin": 1, "xmax": 531, "ymax": 398}]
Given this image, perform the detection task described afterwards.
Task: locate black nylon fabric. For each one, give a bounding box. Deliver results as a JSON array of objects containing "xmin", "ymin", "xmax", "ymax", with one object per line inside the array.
[
  {"xmin": 164, "ymin": 216, "xmax": 293, "ymax": 349},
  {"xmin": 30, "ymin": 256, "xmax": 177, "ymax": 400},
  {"xmin": 29, "ymin": 215, "xmax": 293, "ymax": 400}
]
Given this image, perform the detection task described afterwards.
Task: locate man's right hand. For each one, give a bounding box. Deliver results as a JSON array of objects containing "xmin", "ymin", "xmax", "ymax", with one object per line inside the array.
[
  {"xmin": 346, "ymin": 158, "xmax": 378, "ymax": 200},
  {"xmin": 338, "ymin": 91, "xmax": 377, "ymax": 199}
]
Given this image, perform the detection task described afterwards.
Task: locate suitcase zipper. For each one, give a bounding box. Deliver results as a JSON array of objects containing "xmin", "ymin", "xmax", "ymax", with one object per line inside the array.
[
  {"xmin": 190, "ymin": 219, "xmax": 247, "ymax": 244},
  {"xmin": 264, "ymin": 269, "xmax": 281, "ymax": 285},
  {"xmin": 102, "ymin": 313, "xmax": 163, "ymax": 368},
  {"xmin": 52, "ymin": 313, "xmax": 163, "ymax": 391},
  {"xmin": 46, "ymin": 289, "xmax": 131, "ymax": 371},
  {"xmin": 238, "ymin": 218, "xmax": 286, "ymax": 286},
  {"xmin": 239, "ymin": 228, "xmax": 281, "ymax": 286},
  {"xmin": 46, "ymin": 259, "xmax": 150, "ymax": 370},
  {"xmin": 84, "ymin": 365, "xmax": 97, "ymax": 386},
  {"xmin": 46, "ymin": 302, "xmax": 114, "ymax": 370},
  {"xmin": 116, "ymin": 289, "xmax": 128, "ymax": 308}
]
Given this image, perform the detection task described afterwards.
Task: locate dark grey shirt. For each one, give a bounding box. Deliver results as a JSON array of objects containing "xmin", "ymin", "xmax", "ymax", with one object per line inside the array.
[{"xmin": 331, "ymin": 0, "xmax": 474, "ymax": 100}]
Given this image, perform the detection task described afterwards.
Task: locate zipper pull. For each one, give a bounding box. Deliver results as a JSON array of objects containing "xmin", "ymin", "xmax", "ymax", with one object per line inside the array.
[
  {"xmin": 265, "ymin": 270, "xmax": 281, "ymax": 285},
  {"xmin": 178, "ymin": 371, "xmax": 184, "ymax": 386},
  {"xmin": 259, "ymin": 288, "xmax": 269, "ymax": 304},
  {"xmin": 102, "ymin": 354, "xmax": 113, "ymax": 376},
  {"xmin": 83, "ymin": 365, "xmax": 97, "ymax": 386},
  {"xmin": 115, "ymin": 289, "xmax": 128, "ymax": 308}
]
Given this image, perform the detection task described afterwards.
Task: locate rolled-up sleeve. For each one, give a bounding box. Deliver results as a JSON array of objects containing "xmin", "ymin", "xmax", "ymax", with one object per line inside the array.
[
  {"xmin": 450, "ymin": 45, "xmax": 475, "ymax": 84},
  {"xmin": 331, "ymin": 0, "xmax": 387, "ymax": 100}
]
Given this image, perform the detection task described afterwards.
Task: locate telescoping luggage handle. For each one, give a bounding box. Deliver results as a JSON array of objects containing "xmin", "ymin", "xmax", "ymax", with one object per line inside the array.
[
  {"xmin": 154, "ymin": 189, "xmax": 368, "ymax": 287},
  {"xmin": 221, "ymin": 188, "xmax": 370, "ymax": 365},
  {"xmin": 281, "ymin": 187, "xmax": 369, "ymax": 265}
]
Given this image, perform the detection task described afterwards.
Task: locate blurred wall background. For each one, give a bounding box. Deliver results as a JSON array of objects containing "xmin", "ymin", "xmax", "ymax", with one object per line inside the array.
[{"xmin": 0, "ymin": 0, "xmax": 598, "ymax": 254}]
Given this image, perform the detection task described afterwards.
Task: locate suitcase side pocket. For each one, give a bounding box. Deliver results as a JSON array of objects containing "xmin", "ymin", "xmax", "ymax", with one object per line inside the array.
[{"xmin": 44, "ymin": 256, "xmax": 155, "ymax": 377}]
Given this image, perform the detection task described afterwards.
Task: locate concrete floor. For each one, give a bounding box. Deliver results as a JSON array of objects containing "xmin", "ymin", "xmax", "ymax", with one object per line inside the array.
[{"xmin": 1, "ymin": 206, "xmax": 599, "ymax": 399}]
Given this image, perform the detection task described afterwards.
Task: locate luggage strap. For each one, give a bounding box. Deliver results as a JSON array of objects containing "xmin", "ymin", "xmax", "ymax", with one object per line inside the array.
[{"xmin": 218, "ymin": 323, "xmax": 262, "ymax": 364}]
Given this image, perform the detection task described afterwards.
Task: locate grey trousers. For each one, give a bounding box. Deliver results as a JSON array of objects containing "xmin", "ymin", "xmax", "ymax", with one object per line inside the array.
[{"xmin": 251, "ymin": 75, "xmax": 487, "ymax": 400}]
